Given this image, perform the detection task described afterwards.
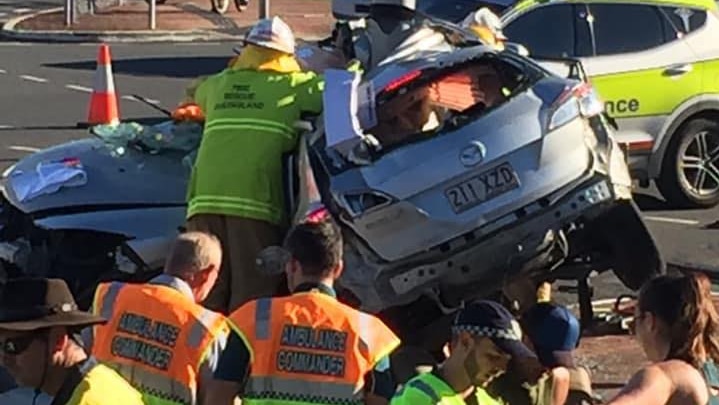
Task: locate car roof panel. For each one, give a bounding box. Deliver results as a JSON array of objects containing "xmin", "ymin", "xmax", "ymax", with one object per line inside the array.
[{"xmin": 506, "ymin": 0, "xmax": 717, "ymax": 18}]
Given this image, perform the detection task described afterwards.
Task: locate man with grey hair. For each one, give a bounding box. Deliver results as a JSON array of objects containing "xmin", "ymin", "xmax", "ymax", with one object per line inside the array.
[{"xmin": 84, "ymin": 231, "xmax": 230, "ymax": 405}]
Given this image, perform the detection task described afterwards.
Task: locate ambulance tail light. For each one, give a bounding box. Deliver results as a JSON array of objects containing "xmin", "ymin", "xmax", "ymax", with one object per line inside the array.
[
  {"xmin": 576, "ymin": 84, "xmax": 605, "ymax": 118},
  {"xmin": 547, "ymin": 82, "xmax": 604, "ymax": 131}
]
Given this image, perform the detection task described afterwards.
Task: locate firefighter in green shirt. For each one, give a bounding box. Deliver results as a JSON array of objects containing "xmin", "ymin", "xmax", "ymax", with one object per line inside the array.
[
  {"xmin": 186, "ymin": 16, "xmax": 324, "ymax": 314},
  {"xmin": 391, "ymin": 300, "xmax": 539, "ymax": 405}
]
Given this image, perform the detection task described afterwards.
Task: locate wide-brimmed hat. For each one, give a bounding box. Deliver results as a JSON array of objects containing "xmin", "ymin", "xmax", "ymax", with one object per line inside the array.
[
  {"xmin": 453, "ymin": 300, "xmax": 537, "ymax": 360},
  {"xmin": 0, "ymin": 277, "xmax": 106, "ymax": 331},
  {"xmin": 234, "ymin": 16, "xmax": 296, "ymax": 55}
]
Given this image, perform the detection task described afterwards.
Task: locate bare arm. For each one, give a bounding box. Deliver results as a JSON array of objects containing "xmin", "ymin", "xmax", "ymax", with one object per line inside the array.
[
  {"xmin": 363, "ymin": 356, "xmax": 397, "ymax": 405},
  {"xmin": 200, "ymin": 331, "xmax": 251, "ymax": 405},
  {"xmin": 605, "ymin": 365, "xmax": 674, "ymax": 405},
  {"xmin": 550, "ymin": 367, "xmax": 570, "ymax": 405},
  {"xmin": 196, "ymin": 331, "xmax": 229, "ymax": 404},
  {"xmin": 365, "ymin": 392, "xmax": 390, "ymax": 405}
]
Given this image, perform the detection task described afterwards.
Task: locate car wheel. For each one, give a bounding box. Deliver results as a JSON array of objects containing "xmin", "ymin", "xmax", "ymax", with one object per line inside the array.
[
  {"xmin": 658, "ymin": 117, "xmax": 719, "ymax": 208},
  {"xmin": 211, "ymin": 0, "xmax": 230, "ymax": 14}
]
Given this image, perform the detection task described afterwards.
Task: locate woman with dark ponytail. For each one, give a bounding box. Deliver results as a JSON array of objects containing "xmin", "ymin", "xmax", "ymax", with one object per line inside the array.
[{"xmin": 607, "ymin": 273, "xmax": 719, "ymax": 405}]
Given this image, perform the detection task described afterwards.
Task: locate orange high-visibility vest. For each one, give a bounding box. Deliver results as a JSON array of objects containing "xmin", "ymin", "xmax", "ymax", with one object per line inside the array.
[
  {"xmin": 229, "ymin": 289, "xmax": 401, "ymax": 405},
  {"xmin": 91, "ymin": 281, "xmax": 229, "ymax": 405}
]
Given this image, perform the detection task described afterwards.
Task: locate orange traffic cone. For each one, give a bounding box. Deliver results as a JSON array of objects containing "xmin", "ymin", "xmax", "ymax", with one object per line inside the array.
[{"xmin": 79, "ymin": 43, "xmax": 120, "ymax": 128}]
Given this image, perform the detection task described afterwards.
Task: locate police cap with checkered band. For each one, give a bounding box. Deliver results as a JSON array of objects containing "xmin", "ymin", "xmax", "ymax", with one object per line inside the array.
[{"xmin": 453, "ymin": 300, "xmax": 536, "ymax": 359}]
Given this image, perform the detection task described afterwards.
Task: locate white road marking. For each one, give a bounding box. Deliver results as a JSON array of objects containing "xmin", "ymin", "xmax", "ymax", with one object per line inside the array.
[
  {"xmin": 12, "ymin": 7, "xmax": 33, "ymax": 13},
  {"xmin": 8, "ymin": 145, "xmax": 40, "ymax": 153},
  {"xmin": 643, "ymin": 215, "xmax": 699, "ymax": 225},
  {"xmin": 0, "ymin": 125, "xmax": 13, "ymax": 129},
  {"xmin": 0, "ymin": 69, "xmax": 6, "ymax": 74},
  {"xmin": 0, "ymin": 12, "xmax": 7, "ymax": 17},
  {"xmin": 65, "ymin": 84, "xmax": 92, "ymax": 93},
  {"xmin": 19, "ymin": 75, "xmax": 48, "ymax": 83},
  {"xmin": 122, "ymin": 95, "xmax": 159, "ymax": 104}
]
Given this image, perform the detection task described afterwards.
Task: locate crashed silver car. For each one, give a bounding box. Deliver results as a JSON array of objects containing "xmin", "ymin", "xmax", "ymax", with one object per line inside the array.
[
  {"xmin": 0, "ymin": 38, "xmax": 662, "ymax": 344},
  {"xmin": 290, "ymin": 44, "xmax": 666, "ymax": 337}
]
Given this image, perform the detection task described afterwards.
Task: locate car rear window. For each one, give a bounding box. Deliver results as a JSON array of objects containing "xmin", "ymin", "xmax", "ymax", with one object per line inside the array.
[{"xmin": 368, "ymin": 56, "xmax": 530, "ymax": 150}]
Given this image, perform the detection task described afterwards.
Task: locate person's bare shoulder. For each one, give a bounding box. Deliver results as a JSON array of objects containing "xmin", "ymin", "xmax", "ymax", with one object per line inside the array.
[
  {"xmin": 656, "ymin": 360, "xmax": 709, "ymax": 405},
  {"xmin": 606, "ymin": 364, "xmax": 674, "ymax": 405}
]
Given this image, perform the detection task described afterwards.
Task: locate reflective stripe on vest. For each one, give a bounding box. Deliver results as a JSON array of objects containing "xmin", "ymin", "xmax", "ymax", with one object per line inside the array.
[
  {"xmin": 229, "ymin": 292, "xmax": 401, "ymax": 405},
  {"xmin": 187, "ymin": 195, "xmax": 283, "ymax": 222},
  {"xmin": 204, "ymin": 118, "xmax": 295, "ymax": 141},
  {"xmin": 99, "ymin": 281, "xmax": 124, "ymax": 320},
  {"xmin": 245, "ymin": 375, "xmax": 362, "ymax": 405},
  {"xmin": 408, "ymin": 379, "xmax": 441, "ymax": 403},
  {"xmin": 110, "ymin": 362, "xmax": 194, "ymax": 405},
  {"xmin": 92, "ymin": 282, "xmax": 226, "ymax": 405},
  {"xmin": 188, "ymin": 308, "xmax": 224, "ymax": 349},
  {"xmin": 255, "ymin": 297, "xmax": 272, "ymax": 341}
]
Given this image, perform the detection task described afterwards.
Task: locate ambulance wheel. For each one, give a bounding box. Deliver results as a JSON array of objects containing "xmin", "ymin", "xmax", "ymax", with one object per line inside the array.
[
  {"xmin": 211, "ymin": 0, "xmax": 230, "ymax": 14},
  {"xmin": 658, "ymin": 117, "xmax": 719, "ymax": 208}
]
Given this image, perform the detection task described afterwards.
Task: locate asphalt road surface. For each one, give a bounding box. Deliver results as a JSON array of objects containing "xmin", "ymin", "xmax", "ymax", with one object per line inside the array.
[{"xmin": 0, "ymin": 41, "xmax": 718, "ymax": 399}]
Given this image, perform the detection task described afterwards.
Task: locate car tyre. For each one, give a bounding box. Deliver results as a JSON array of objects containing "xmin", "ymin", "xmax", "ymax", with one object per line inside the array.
[{"xmin": 658, "ymin": 117, "xmax": 719, "ymax": 208}]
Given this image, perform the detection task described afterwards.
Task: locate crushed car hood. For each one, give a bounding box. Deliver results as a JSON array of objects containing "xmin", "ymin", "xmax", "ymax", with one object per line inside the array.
[{"xmin": 2, "ymin": 137, "xmax": 188, "ymax": 215}]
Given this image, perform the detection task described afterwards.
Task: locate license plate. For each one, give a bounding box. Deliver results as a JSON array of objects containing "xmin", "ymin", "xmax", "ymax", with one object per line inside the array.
[{"xmin": 445, "ymin": 162, "xmax": 520, "ymax": 213}]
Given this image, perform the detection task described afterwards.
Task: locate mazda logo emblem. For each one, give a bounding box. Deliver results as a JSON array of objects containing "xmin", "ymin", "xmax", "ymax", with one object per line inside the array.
[{"xmin": 459, "ymin": 142, "xmax": 487, "ymax": 167}]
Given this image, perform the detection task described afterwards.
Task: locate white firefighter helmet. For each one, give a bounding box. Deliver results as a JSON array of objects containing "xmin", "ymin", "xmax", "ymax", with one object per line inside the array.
[
  {"xmin": 370, "ymin": 0, "xmax": 416, "ymax": 10},
  {"xmin": 241, "ymin": 16, "xmax": 296, "ymax": 54},
  {"xmin": 462, "ymin": 7, "xmax": 508, "ymax": 40},
  {"xmin": 332, "ymin": 0, "xmax": 371, "ymax": 19}
]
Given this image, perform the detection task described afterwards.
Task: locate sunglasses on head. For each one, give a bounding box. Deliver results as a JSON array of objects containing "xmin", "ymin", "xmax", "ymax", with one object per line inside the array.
[{"xmin": 0, "ymin": 334, "xmax": 40, "ymax": 356}]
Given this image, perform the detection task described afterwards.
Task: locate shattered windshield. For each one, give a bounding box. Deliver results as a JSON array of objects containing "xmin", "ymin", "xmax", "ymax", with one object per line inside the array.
[{"xmin": 91, "ymin": 120, "xmax": 204, "ymax": 168}]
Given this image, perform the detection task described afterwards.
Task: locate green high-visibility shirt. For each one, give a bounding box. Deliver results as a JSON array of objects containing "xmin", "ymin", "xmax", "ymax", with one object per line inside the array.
[
  {"xmin": 474, "ymin": 386, "xmax": 503, "ymax": 405},
  {"xmin": 188, "ymin": 68, "xmax": 324, "ymax": 224},
  {"xmin": 391, "ymin": 372, "xmax": 466, "ymax": 405}
]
